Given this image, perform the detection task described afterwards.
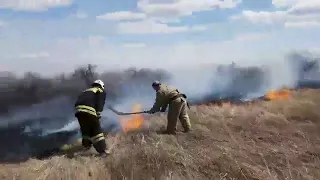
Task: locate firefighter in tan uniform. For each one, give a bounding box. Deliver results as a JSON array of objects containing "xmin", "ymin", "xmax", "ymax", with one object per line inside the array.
[{"xmin": 148, "ymin": 81, "xmax": 192, "ymax": 134}]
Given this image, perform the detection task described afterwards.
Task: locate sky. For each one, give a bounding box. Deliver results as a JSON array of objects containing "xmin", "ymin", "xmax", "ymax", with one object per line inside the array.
[{"xmin": 0, "ymin": 0, "xmax": 319, "ymax": 75}]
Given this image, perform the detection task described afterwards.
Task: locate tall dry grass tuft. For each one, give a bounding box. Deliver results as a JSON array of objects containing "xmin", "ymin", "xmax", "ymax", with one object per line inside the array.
[{"xmin": 1, "ymin": 89, "xmax": 320, "ymax": 180}]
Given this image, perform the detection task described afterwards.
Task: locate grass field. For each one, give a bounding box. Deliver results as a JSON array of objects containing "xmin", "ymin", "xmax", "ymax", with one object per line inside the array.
[{"xmin": 1, "ymin": 89, "xmax": 320, "ymax": 180}]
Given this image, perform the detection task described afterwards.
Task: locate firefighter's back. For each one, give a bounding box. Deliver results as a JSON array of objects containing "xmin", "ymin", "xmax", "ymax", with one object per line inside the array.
[
  {"xmin": 75, "ymin": 87, "xmax": 104, "ymax": 117},
  {"xmin": 75, "ymin": 88, "xmax": 96, "ymax": 109}
]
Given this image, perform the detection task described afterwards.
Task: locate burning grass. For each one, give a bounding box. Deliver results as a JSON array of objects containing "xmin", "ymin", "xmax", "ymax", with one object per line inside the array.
[
  {"xmin": 1, "ymin": 89, "xmax": 320, "ymax": 180},
  {"xmin": 264, "ymin": 88, "xmax": 293, "ymax": 101},
  {"xmin": 119, "ymin": 104, "xmax": 145, "ymax": 133}
]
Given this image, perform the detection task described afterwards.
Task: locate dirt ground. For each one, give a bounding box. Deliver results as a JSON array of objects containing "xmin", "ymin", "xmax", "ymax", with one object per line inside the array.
[{"xmin": 1, "ymin": 89, "xmax": 320, "ymax": 180}]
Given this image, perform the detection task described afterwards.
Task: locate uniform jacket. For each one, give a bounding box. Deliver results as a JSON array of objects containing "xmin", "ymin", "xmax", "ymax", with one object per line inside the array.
[
  {"xmin": 75, "ymin": 86, "xmax": 106, "ymax": 117},
  {"xmin": 149, "ymin": 84, "xmax": 186, "ymax": 113}
]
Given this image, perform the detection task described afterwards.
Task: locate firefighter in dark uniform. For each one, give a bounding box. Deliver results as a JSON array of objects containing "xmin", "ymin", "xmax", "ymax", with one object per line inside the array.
[{"xmin": 74, "ymin": 79, "xmax": 108, "ymax": 157}]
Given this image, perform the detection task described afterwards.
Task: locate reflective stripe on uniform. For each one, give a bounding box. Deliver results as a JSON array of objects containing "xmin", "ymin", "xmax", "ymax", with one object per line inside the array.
[
  {"xmin": 76, "ymin": 109, "xmax": 96, "ymax": 116},
  {"xmin": 84, "ymin": 87, "xmax": 103, "ymax": 93},
  {"xmin": 91, "ymin": 133, "xmax": 105, "ymax": 144},
  {"xmin": 76, "ymin": 105, "xmax": 97, "ymax": 116},
  {"xmin": 76, "ymin": 105, "xmax": 96, "ymax": 112}
]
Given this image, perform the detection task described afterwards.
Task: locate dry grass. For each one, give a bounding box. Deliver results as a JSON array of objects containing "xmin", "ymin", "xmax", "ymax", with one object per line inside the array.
[{"xmin": 1, "ymin": 89, "xmax": 320, "ymax": 180}]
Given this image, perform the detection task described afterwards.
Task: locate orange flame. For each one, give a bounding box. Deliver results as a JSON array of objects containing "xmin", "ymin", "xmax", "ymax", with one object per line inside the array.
[
  {"xmin": 265, "ymin": 88, "xmax": 292, "ymax": 100},
  {"xmin": 119, "ymin": 104, "xmax": 145, "ymax": 133}
]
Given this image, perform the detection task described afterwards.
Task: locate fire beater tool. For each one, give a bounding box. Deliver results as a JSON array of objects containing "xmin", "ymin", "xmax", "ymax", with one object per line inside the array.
[{"xmin": 107, "ymin": 105, "xmax": 149, "ymax": 115}]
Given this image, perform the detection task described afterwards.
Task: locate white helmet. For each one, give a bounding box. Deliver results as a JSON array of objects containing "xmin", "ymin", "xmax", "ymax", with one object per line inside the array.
[{"xmin": 93, "ymin": 79, "xmax": 105, "ymax": 89}]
